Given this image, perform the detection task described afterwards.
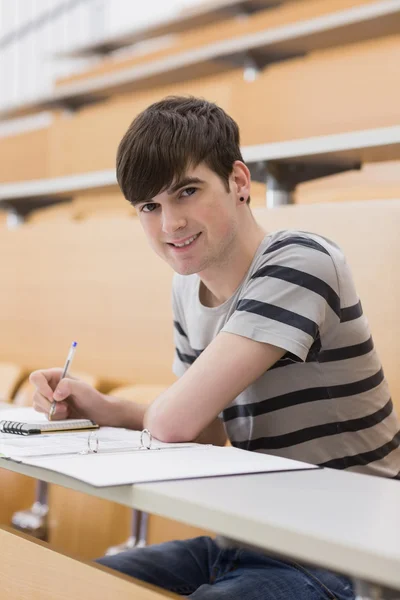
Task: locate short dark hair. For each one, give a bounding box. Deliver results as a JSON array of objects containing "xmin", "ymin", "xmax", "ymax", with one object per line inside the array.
[{"xmin": 116, "ymin": 96, "xmax": 244, "ymax": 206}]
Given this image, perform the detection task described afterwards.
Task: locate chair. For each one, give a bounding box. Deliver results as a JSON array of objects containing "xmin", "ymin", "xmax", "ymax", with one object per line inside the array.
[
  {"xmin": 0, "ymin": 362, "xmax": 24, "ymax": 403},
  {"xmin": 26, "ymin": 202, "xmax": 75, "ymax": 224}
]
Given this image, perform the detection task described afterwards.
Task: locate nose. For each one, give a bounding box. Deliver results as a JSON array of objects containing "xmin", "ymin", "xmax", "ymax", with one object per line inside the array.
[{"xmin": 161, "ymin": 205, "xmax": 187, "ymax": 236}]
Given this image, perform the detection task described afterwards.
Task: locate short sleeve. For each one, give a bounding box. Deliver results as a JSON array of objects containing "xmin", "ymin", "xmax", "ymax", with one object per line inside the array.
[
  {"xmin": 221, "ymin": 235, "xmax": 341, "ymax": 361},
  {"xmin": 171, "ymin": 276, "xmax": 199, "ymax": 377}
]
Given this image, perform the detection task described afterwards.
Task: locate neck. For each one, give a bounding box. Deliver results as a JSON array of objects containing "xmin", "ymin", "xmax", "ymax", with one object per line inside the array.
[{"xmin": 199, "ymin": 215, "xmax": 266, "ymax": 307}]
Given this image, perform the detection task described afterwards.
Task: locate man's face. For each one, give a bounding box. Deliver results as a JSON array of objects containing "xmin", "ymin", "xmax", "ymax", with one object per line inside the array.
[{"xmin": 136, "ymin": 163, "xmax": 243, "ymax": 276}]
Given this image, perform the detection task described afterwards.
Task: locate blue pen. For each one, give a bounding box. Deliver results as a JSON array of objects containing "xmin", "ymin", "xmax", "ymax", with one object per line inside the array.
[{"xmin": 48, "ymin": 341, "xmax": 78, "ymax": 421}]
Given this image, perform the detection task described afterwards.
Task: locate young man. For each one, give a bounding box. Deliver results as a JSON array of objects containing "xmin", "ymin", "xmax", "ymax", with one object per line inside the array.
[{"xmin": 31, "ymin": 96, "xmax": 399, "ymax": 599}]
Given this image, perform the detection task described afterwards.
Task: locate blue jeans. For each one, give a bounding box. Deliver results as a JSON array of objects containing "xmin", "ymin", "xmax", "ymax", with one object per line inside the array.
[{"xmin": 97, "ymin": 536, "xmax": 355, "ymax": 599}]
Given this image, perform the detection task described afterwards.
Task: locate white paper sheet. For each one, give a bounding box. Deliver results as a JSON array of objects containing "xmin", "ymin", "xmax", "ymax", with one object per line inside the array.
[
  {"xmin": 0, "ymin": 423, "xmax": 196, "ymax": 458},
  {"xmin": 22, "ymin": 445, "xmax": 318, "ymax": 487},
  {"xmin": 0, "ymin": 406, "xmax": 97, "ymax": 432},
  {"xmin": 0, "ymin": 406, "xmax": 56, "ymax": 423}
]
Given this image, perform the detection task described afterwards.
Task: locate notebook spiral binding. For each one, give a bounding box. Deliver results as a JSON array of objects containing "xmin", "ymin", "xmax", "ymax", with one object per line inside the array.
[{"xmin": 0, "ymin": 421, "xmax": 28, "ymax": 435}]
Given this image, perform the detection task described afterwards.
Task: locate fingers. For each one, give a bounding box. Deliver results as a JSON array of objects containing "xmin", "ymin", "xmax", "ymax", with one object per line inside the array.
[
  {"xmin": 53, "ymin": 377, "xmax": 82, "ymax": 401},
  {"xmin": 32, "ymin": 391, "xmax": 69, "ymax": 420},
  {"xmin": 29, "ymin": 368, "xmax": 63, "ymax": 401},
  {"xmin": 32, "ymin": 391, "xmax": 52, "ymax": 414},
  {"xmin": 49, "ymin": 401, "xmax": 69, "ymax": 420},
  {"xmin": 30, "ymin": 368, "xmax": 84, "ymax": 421}
]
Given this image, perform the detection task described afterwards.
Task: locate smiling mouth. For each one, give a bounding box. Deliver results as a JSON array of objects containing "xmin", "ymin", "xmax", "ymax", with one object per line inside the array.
[{"xmin": 168, "ymin": 233, "xmax": 201, "ymax": 249}]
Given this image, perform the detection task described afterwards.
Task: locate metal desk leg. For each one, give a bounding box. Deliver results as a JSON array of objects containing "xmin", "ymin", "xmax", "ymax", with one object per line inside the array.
[
  {"xmin": 6, "ymin": 210, "xmax": 24, "ymax": 228},
  {"xmin": 11, "ymin": 480, "xmax": 49, "ymax": 540},
  {"xmin": 266, "ymin": 170, "xmax": 295, "ymax": 207},
  {"xmin": 136, "ymin": 511, "xmax": 149, "ymax": 548},
  {"xmin": 248, "ymin": 158, "xmax": 360, "ymax": 209},
  {"xmin": 105, "ymin": 508, "xmax": 141, "ymax": 556}
]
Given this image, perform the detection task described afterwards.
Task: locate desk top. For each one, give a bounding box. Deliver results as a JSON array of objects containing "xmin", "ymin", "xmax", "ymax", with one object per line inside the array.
[
  {"xmin": 1, "ymin": 125, "xmax": 400, "ymax": 205},
  {"xmin": 242, "ymin": 124, "xmax": 400, "ymax": 166},
  {"xmin": 0, "ymin": 169, "xmax": 117, "ymax": 203},
  {"xmin": 1, "ymin": 457, "xmax": 399, "ymax": 590}
]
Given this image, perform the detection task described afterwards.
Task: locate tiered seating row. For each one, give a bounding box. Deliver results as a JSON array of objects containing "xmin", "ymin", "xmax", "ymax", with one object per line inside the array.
[
  {"xmin": 54, "ymin": 0, "xmax": 291, "ymax": 58},
  {"xmin": 1, "ymin": 0, "xmax": 399, "ymax": 121},
  {"xmin": 1, "ymin": 124, "xmax": 399, "ymax": 214}
]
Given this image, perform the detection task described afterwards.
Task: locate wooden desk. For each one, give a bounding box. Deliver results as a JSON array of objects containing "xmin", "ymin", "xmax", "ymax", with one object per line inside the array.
[
  {"xmin": 0, "ymin": 524, "xmax": 179, "ymax": 599},
  {"xmin": 1, "ymin": 125, "xmax": 399, "ymax": 214},
  {"xmin": 242, "ymin": 124, "xmax": 400, "ymax": 205}
]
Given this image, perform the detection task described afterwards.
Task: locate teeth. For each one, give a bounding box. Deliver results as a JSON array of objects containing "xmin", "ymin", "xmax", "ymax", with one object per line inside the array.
[{"xmin": 173, "ymin": 234, "xmax": 198, "ymax": 248}]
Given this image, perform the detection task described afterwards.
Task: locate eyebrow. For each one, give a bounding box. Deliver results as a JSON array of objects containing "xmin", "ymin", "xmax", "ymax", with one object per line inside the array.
[{"xmin": 167, "ymin": 177, "xmax": 205, "ymax": 194}]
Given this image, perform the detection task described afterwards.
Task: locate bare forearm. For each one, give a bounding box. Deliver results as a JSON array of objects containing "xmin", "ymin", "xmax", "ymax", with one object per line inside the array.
[
  {"xmin": 104, "ymin": 394, "xmax": 226, "ymax": 444},
  {"xmin": 102, "ymin": 394, "xmax": 147, "ymax": 430}
]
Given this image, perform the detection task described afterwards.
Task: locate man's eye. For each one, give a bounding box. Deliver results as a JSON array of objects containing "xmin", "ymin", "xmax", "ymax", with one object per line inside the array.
[
  {"xmin": 180, "ymin": 187, "xmax": 197, "ymax": 197},
  {"xmin": 141, "ymin": 203, "xmax": 158, "ymax": 213}
]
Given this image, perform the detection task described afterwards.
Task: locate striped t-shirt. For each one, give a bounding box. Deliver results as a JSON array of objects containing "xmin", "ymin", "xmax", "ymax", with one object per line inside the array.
[{"xmin": 172, "ymin": 230, "xmax": 400, "ymax": 478}]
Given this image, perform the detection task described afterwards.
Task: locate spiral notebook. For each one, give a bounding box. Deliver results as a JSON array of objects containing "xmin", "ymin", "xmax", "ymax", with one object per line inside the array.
[
  {"xmin": 0, "ymin": 406, "xmax": 98, "ymax": 435},
  {"xmin": 0, "ymin": 419, "xmax": 98, "ymax": 435}
]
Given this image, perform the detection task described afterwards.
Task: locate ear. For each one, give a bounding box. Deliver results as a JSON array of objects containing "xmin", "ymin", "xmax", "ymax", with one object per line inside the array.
[{"xmin": 231, "ymin": 161, "xmax": 251, "ymax": 204}]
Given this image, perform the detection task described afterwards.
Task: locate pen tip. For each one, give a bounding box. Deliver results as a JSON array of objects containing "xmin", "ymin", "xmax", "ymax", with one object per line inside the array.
[{"xmin": 72, "ymin": 341, "xmax": 78, "ymax": 347}]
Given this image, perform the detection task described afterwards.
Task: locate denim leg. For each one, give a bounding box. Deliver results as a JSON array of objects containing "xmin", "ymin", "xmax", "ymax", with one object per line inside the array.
[
  {"xmin": 188, "ymin": 550, "xmax": 355, "ymax": 600},
  {"xmin": 97, "ymin": 538, "xmax": 355, "ymax": 599},
  {"xmin": 96, "ymin": 536, "xmax": 219, "ymax": 596}
]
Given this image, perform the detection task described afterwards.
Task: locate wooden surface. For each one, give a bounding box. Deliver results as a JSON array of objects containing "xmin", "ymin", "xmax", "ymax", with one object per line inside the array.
[
  {"xmin": 4, "ymin": 162, "xmax": 400, "ymax": 215},
  {"xmin": 297, "ymin": 160, "xmax": 400, "ymax": 203},
  {"xmin": 26, "ymin": 203, "xmax": 75, "ymax": 224},
  {"xmin": 47, "ymin": 68, "xmax": 238, "ymax": 177},
  {"xmin": 25, "ymin": 192, "xmax": 131, "ymax": 223},
  {"xmin": 54, "ymin": 0, "xmax": 303, "ymax": 62},
  {"xmin": 57, "ymin": 0, "xmax": 373, "ymax": 85},
  {"xmin": 46, "ymin": 35, "xmax": 400, "ymax": 177},
  {"xmin": 2, "ymin": 0, "xmax": 398, "ymax": 123},
  {"xmin": 0, "ymin": 526, "xmax": 179, "ymax": 599},
  {"xmin": 0, "ymin": 0, "xmax": 400, "ymax": 120},
  {"xmin": 0, "ymin": 127, "xmax": 49, "ymax": 184},
  {"xmin": 72, "ymin": 191, "xmax": 131, "ymax": 218},
  {"xmin": 0, "ymin": 218, "xmax": 176, "ymax": 385},
  {"xmin": 1, "ymin": 3, "xmax": 399, "ymax": 185},
  {"xmin": 234, "ymin": 35, "xmax": 400, "ymax": 144},
  {"xmin": 3, "ymin": 125, "xmax": 400, "ymax": 213},
  {"xmin": 0, "ymin": 469, "xmax": 37, "ymax": 528}
]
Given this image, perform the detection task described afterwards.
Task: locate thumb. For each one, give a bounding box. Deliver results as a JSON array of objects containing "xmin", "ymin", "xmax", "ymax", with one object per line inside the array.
[{"xmin": 53, "ymin": 378, "xmax": 78, "ymax": 401}]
